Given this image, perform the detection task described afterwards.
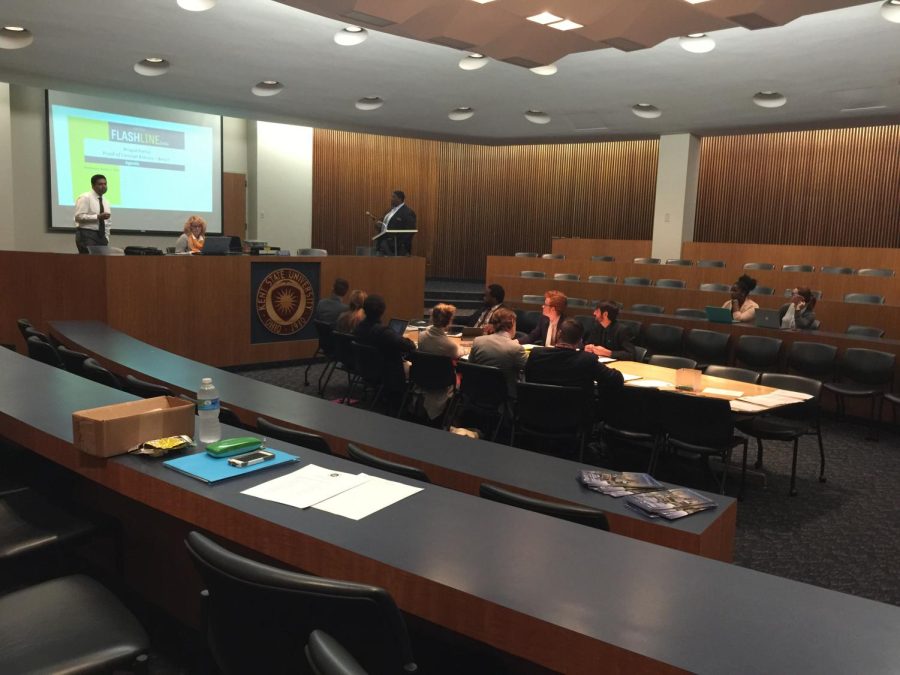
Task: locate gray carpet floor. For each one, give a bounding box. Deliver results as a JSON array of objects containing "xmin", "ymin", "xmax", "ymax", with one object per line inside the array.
[{"xmin": 238, "ymin": 359, "xmax": 900, "ymax": 608}]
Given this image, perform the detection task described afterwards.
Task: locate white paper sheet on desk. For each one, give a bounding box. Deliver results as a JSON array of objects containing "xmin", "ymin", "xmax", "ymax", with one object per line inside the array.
[
  {"xmin": 597, "ymin": 357, "xmax": 616, "ymax": 363},
  {"xmin": 703, "ymin": 387, "xmax": 744, "ymax": 397},
  {"xmin": 771, "ymin": 388, "xmax": 813, "ymax": 401},
  {"xmin": 730, "ymin": 399, "xmax": 767, "ymax": 413},
  {"xmin": 628, "ymin": 379, "xmax": 673, "ymax": 388},
  {"xmin": 739, "ymin": 392, "xmax": 807, "ymax": 408},
  {"xmin": 313, "ymin": 476, "xmax": 423, "ymax": 520},
  {"xmin": 241, "ymin": 464, "xmax": 370, "ymax": 509},
  {"xmin": 621, "ymin": 373, "xmax": 642, "ymax": 382}
]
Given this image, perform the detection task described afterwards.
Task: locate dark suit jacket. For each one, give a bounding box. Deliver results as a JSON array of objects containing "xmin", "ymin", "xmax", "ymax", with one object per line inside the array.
[
  {"xmin": 583, "ymin": 320, "xmax": 636, "ymax": 360},
  {"xmin": 385, "ymin": 204, "xmax": 417, "ymax": 231},
  {"xmin": 353, "ymin": 318, "xmax": 416, "ymax": 391},
  {"xmin": 519, "ymin": 314, "xmax": 565, "ymax": 346},
  {"xmin": 524, "ymin": 346, "xmax": 625, "ymax": 393},
  {"xmin": 464, "ymin": 303, "xmax": 505, "ymax": 328}
]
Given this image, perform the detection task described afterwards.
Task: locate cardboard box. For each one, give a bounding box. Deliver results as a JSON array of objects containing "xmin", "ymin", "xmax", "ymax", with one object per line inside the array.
[{"xmin": 72, "ymin": 396, "xmax": 195, "ymax": 458}]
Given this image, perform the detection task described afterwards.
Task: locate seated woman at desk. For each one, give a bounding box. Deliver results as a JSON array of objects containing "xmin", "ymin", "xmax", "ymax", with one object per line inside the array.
[
  {"xmin": 780, "ymin": 287, "xmax": 819, "ymax": 329},
  {"xmin": 416, "ymin": 303, "xmax": 461, "ymax": 421},
  {"xmin": 724, "ymin": 274, "xmax": 759, "ymax": 322},
  {"xmin": 174, "ymin": 215, "xmax": 207, "ymax": 253},
  {"xmin": 335, "ymin": 290, "xmax": 367, "ymax": 333}
]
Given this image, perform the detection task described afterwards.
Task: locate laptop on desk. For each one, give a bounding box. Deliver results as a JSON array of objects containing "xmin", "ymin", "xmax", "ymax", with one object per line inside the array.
[
  {"xmin": 200, "ymin": 236, "xmax": 232, "ymax": 255},
  {"xmin": 705, "ymin": 306, "xmax": 739, "ymax": 324},
  {"xmin": 388, "ymin": 319, "xmax": 409, "ymax": 336},
  {"xmin": 755, "ymin": 308, "xmax": 782, "ymax": 329}
]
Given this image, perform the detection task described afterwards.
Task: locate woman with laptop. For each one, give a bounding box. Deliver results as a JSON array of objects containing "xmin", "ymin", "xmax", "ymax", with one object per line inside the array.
[
  {"xmin": 723, "ymin": 274, "xmax": 759, "ymax": 322},
  {"xmin": 174, "ymin": 215, "xmax": 206, "ymax": 253}
]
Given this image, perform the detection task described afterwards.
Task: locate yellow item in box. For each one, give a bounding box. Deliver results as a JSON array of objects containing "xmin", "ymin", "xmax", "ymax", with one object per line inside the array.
[{"xmin": 72, "ymin": 396, "xmax": 195, "ymax": 458}]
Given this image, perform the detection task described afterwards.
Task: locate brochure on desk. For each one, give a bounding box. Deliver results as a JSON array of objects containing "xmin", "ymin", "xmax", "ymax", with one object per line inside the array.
[{"xmin": 163, "ymin": 449, "xmax": 299, "ymax": 483}]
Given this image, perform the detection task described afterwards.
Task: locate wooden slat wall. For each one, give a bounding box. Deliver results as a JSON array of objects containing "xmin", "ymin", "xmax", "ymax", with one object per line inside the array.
[
  {"xmin": 312, "ymin": 130, "xmax": 658, "ymax": 279},
  {"xmin": 695, "ymin": 125, "xmax": 900, "ymax": 248}
]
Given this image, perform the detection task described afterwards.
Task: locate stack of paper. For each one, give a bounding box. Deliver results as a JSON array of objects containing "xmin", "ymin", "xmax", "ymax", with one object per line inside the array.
[
  {"xmin": 579, "ymin": 470, "xmax": 663, "ymax": 498},
  {"xmin": 738, "ymin": 391, "xmax": 809, "ymax": 409},
  {"xmin": 625, "ymin": 488, "xmax": 717, "ymax": 520},
  {"xmin": 628, "ymin": 379, "xmax": 674, "ymax": 388},
  {"xmin": 242, "ymin": 464, "xmax": 423, "ymax": 520}
]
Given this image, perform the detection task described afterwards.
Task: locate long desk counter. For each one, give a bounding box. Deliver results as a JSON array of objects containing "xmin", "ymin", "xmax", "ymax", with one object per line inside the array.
[
  {"xmin": 50, "ymin": 320, "xmax": 736, "ymax": 562},
  {"xmin": 4, "ymin": 347, "xmax": 900, "ymax": 674},
  {"xmin": 0, "ymin": 250, "xmax": 424, "ymax": 367}
]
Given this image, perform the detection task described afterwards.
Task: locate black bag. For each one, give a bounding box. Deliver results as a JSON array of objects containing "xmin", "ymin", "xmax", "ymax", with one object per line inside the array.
[{"xmin": 124, "ymin": 246, "xmax": 163, "ymax": 256}]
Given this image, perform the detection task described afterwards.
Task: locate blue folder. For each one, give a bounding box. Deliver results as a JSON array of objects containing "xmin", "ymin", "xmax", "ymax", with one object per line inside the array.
[{"xmin": 163, "ymin": 448, "xmax": 299, "ymax": 484}]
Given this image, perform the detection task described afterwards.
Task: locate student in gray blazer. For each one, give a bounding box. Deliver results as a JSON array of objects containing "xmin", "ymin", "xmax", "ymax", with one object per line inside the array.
[{"xmin": 469, "ymin": 308, "xmax": 528, "ymax": 397}]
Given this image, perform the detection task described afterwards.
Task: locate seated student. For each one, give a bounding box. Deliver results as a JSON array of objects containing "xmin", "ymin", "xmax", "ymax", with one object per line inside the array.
[
  {"xmin": 780, "ymin": 287, "xmax": 819, "ymax": 330},
  {"xmin": 464, "ymin": 284, "xmax": 506, "ymax": 330},
  {"xmin": 469, "ymin": 308, "xmax": 527, "ymax": 398},
  {"xmin": 416, "ymin": 303, "xmax": 461, "ymax": 420},
  {"xmin": 353, "ymin": 294, "xmax": 416, "ymax": 411},
  {"xmin": 519, "ymin": 290, "xmax": 567, "ymax": 346},
  {"xmin": 723, "ymin": 274, "xmax": 759, "ymax": 322},
  {"xmin": 315, "ymin": 278, "xmax": 349, "ymax": 326},
  {"xmin": 174, "ymin": 215, "xmax": 207, "ymax": 253},
  {"xmin": 335, "ymin": 289, "xmax": 367, "ymax": 333},
  {"xmin": 583, "ymin": 300, "xmax": 636, "ymax": 360},
  {"xmin": 524, "ymin": 319, "xmax": 624, "ymax": 393}
]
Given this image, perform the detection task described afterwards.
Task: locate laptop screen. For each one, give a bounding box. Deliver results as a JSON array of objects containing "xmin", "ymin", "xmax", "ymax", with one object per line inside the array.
[
  {"xmin": 388, "ymin": 319, "xmax": 408, "ymax": 336},
  {"xmin": 201, "ymin": 236, "xmax": 231, "ymax": 255}
]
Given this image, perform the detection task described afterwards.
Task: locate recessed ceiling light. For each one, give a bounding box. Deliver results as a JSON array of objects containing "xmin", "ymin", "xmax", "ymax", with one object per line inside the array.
[
  {"xmin": 176, "ymin": 0, "xmax": 216, "ymax": 11},
  {"xmin": 684, "ymin": 0, "xmax": 712, "ymax": 4},
  {"xmin": 252, "ymin": 80, "xmax": 284, "ymax": 96},
  {"xmin": 0, "ymin": 26, "xmax": 33, "ymax": 49},
  {"xmin": 632, "ymin": 103, "xmax": 661, "ymax": 119},
  {"xmin": 355, "ymin": 96, "xmax": 384, "ymax": 111},
  {"xmin": 882, "ymin": 0, "xmax": 900, "ymax": 22},
  {"xmin": 679, "ymin": 33, "xmax": 715, "ymax": 53},
  {"xmin": 448, "ymin": 107, "xmax": 475, "ymax": 121},
  {"xmin": 471, "ymin": 0, "xmax": 495, "ymax": 3},
  {"xmin": 335, "ymin": 26, "xmax": 368, "ymax": 46},
  {"xmin": 459, "ymin": 53, "xmax": 488, "ymax": 70},
  {"xmin": 134, "ymin": 58, "xmax": 170, "ymax": 76},
  {"xmin": 530, "ymin": 64, "xmax": 558, "ymax": 76},
  {"xmin": 524, "ymin": 109, "xmax": 551, "ymax": 124},
  {"xmin": 752, "ymin": 91, "xmax": 787, "ymax": 108},
  {"xmin": 528, "ymin": 12, "xmax": 563, "ymax": 25},
  {"xmin": 549, "ymin": 19, "xmax": 583, "ymax": 31}
]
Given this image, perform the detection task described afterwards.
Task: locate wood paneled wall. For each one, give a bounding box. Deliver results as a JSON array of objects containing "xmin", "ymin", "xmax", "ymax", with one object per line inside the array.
[
  {"xmin": 695, "ymin": 125, "xmax": 900, "ymax": 248},
  {"xmin": 312, "ymin": 130, "xmax": 658, "ymax": 279}
]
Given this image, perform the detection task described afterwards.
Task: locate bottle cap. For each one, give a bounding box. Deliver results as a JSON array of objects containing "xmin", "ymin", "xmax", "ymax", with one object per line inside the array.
[{"xmin": 202, "ymin": 377, "xmax": 212, "ymax": 385}]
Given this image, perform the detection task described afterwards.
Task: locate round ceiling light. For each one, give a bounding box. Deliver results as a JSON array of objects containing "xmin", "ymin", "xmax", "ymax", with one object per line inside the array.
[
  {"xmin": 134, "ymin": 58, "xmax": 170, "ymax": 77},
  {"xmin": 752, "ymin": 91, "xmax": 787, "ymax": 108},
  {"xmin": 355, "ymin": 96, "xmax": 384, "ymax": 111},
  {"xmin": 459, "ymin": 53, "xmax": 488, "ymax": 71},
  {"xmin": 881, "ymin": 0, "xmax": 900, "ymax": 22},
  {"xmin": 524, "ymin": 109, "xmax": 551, "ymax": 125},
  {"xmin": 448, "ymin": 107, "xmax": 475, "ymax": 121},
  {"xmin": 334, "ymin": 26, "xmax": 368, "ymax": 46},
  {"xmin": 679, "ymin": 33, "xmax": 715, "ymax": 54},
  {"xmin": 0, "ymin": 26, "xmax": 33, "ymax": 49},
  {"xmin": 631, "ymin": 103, "xmax": 661, "ymax": 119},
  {"xmin": 252, "ymin": 80, "xmax": 284, "ymax": 97},
  {"xmin": 529, "ymin": 64, "xmax": 558, "ymax": 76},
  {"xmin": 176, "ymin": 0, "xmax": 216, "ymax": 11}
]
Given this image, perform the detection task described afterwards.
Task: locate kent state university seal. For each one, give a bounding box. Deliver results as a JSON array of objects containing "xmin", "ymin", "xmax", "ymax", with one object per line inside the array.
[{"xmin": 255, "ymin": 268, "xmax": 315, "ymax": 335}]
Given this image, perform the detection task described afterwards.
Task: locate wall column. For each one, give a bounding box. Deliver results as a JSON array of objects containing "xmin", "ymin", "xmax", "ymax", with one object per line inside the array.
[
  {"xmin": 651, "ymin": 133, "xmax": 700, "ymax": 262},
  {"xmin": 0, "ymin": 83, "xmax": 14, "ymax": 249}
]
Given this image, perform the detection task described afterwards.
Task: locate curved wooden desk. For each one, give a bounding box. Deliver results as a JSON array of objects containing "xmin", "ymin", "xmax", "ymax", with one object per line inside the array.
[
  {"xmin": 3, "ymin": 348, "xmax": 900, "ymax": 674},
  {"xmin": 50, "ymin": 320, "xmax": 737, "ymax": 561}
]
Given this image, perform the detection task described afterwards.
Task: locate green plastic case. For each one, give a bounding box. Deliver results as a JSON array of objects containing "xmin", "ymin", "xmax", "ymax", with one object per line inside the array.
[{"xmin": 205, "ymin": 436, "xmax": 263, "ymax": 458}]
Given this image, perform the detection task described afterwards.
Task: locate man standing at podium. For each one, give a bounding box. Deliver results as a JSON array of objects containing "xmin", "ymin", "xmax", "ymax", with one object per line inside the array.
[
  {"xmin": 74, "ymin": 174, "xmax": 111, "ymax": 254},
  {"xmin": 369, "ymin": 190, "xmax": 416, "ymax": 256}
]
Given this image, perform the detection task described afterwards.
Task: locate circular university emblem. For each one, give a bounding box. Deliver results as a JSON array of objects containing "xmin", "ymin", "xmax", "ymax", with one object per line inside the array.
[{"xmin": 255, "ymin": 268, "xmax": 315, "ymax": 336}]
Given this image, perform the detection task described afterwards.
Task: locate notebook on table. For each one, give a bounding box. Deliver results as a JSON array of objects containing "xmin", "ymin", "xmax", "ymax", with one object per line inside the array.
[{"xmin": 705, "ymin": 306, "xmax": 739, "ymax": 324}]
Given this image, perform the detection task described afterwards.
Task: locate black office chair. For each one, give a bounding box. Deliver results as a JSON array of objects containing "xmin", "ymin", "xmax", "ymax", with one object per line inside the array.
[
  {"xmin": 588, "ymin": 275, "xmax": 617, "ymax": 284},
  {"xmin": 665, "ymin": 259, "xmax": 692, "ymax": 266},
  {"xmin": 823, "ymin": 348, "xmax": 896, "ymax": 426},
  {"xmin": 699, "ymin": 283, "xmax": 731, "ymax": 292},
  {"xmin": 350, "ymin": 341, "xmax": 386, "ymax": 410},
  {"xmin": 513, "ymin": 382, "xmax": 591, "ymax": 461},
  {"xmin": 520, "ymin": 270, "xmax": 546, "ymax": 278},
  {"xmin": 516, "ymin": 310, "xmax": 542, "ymax": 335},
  {"xmin": 26, "ymin": 336, "xmax": 64, "ymax": 368},
  {"xmin": 697, "ymin": 260, "xmax": 726, "ymax": 268},
  {"xmin": 846, "ymin": 325, "xmax": 885, "ymax": 339},
  {"xmin": 479, "ymin": 483, "xmax": 609, "ymax": 531},
  {"xmin": 541, "ymin": 253, "xmax": 564, "ymax": 260},
  {"xmin": 643, "ymin": 323, "xmax": 684, "ymax": 357},
  {"xmin": 623, "ymin": 277, "xmax": 652, "ymax": 286},
  {"xmin": 844, "ymin": 293, "xmax": 885, "ymax": 305},
  {"xmin": 648, "ymin": 355, "xmax": 697, "ymax": 370},
  {"xmin": 654, "ymin": 391, "xmax": 748, "ymax": 495},
  {"xmin": 684, "ymin": 329, "xmax": 730, "ymax": 368},
  {"xmin": 24, "ymin": 326, "xmax": 52, "ymax": 344},
  {"xmin": 445, "ymin": 361, "xmax": 513, "ymax": 442},
  {"xmin": 81, "ymin": 357, "xmax": 123, "ymax": 389},
  {"xmin": 821, "ymin": 266, "xmax": 853, "ymax": 275},
  {"xmin": 703, "ymin": 364, "xmax": 760, "ymax": 384},
  {"xmin": 57, "ymin": 344, "xmax": 90, "ymax": 375},
  {"xmin": 346, "ymin": 443, "xmax": 430, "ymax": 483},
  {"xmin": 399, "ymin": 351, "xmax": 456, "ymax": 425},
  {"xmin": 856, "ymin": 268, "xmax": 894, "ymax": 277},
  {"xmin": 736, "ymin": 374, "xmax": 825, "ymax": 496},
  {"xmin": 743, "ymin": 262, "xmax": 774, "ymax": 271},
  {"xmin": 599, "ymin": 386, "xmax": 662, "ymax": 469},
  {"xmin": 734, "ymin": 335, "xmax": 782, "ymax": 372},
  {"xmin": 787, "ymin": 342, "xmax": 837, "ymax": 381},
  {"xmin": 885, "ymin": 392, "xmax": 900, "ymax": 425},
  {"xmin": 782, "ymin": 264, "xmax": 815, "ymax": 272},
  {"xmin": 553, "ymin": 273, "xmax": 579, "ymax": 281},
  {"xmin": 631, "ymin": 304, "xmax": 664, "ymax": 314},
  {"xmin": 617, "ymin": 319, "xmax": 642, "ymax": 344},
  {"xmin": 306, "ymin": 630, "xmax": 370, "ymax": 675},
  {"xmin": 256, "ymin": 417, "xmax": 333, "ymax": 455},
  {"xmin": 591, "ymin": 255, "xmax": 615, "ymax": 262},
  {"xmin": 125, "ymin": 373, "xmax": 174, "ymax": 398},
  {"xmin": 324, "ymin": 332, "xmax": 360, "ymax": 402},
  {"xmin": 633, "ymin": 257, "xmax": 660, "ymax": 264},
  {"xmin": 15, "ymin": 318, "xmax": 33, "ymax": 343},
  {"xmin": 306, "ymin": 320, "xmax": 337, "ymax": 392},
  {"xmin": 655, "ymin": 279, "xmax": 686, "ymax": 288},
  {"xmin": 514, "ymin": 251, "xmax": 539, "ymax": 257},
  {"xmin": 0, "ymin": 575, "xmax": 149, "ymax": 674},
  {"xmin": 674, "ymin": 308, "xmax": 707, "ymax": 320},
  {"xmin": 184, "ymin": 531, "xmax": 417, "ymax": 675},
  {"xmin": 633, "ymin": 345, "xmax": 648, "ymax": 363}
]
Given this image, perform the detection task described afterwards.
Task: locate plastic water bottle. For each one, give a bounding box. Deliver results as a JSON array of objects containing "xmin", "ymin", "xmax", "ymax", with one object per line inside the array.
[{"xmin": 197, "ymin": 377, "xmax": 221, "ymax": 443}]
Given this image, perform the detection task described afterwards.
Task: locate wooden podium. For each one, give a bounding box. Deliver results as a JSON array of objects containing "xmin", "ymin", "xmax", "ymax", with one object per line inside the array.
[{"xmin": 372, "ymin": 229, "xmax": 417, "ymax": 256}]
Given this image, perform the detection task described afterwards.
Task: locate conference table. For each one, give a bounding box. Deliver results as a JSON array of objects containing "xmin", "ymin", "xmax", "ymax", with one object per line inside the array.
[
  {"xmin": 4, "ymin": 347, "xmax": 900, "ymax": 674},
  {"xmin": 51, "ymin": 320, "xmax": 738, "ymax": 562}
]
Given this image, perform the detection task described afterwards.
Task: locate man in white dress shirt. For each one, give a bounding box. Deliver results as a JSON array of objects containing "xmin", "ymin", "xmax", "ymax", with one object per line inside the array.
[{"xmin": 73, "ymin": 174, "xmax": 111, "ymax": 254}]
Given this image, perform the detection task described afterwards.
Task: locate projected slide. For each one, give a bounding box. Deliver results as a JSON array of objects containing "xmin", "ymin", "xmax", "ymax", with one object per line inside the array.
[{"xmin": 47, "ymin": 91, "xmax": 222, "ymax": 234}]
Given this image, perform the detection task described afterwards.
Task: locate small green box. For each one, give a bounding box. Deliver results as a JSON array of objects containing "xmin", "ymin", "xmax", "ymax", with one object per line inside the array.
[{"xmin": 205, "ymin": 436, "xmax": 262, "ymax": 458}]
